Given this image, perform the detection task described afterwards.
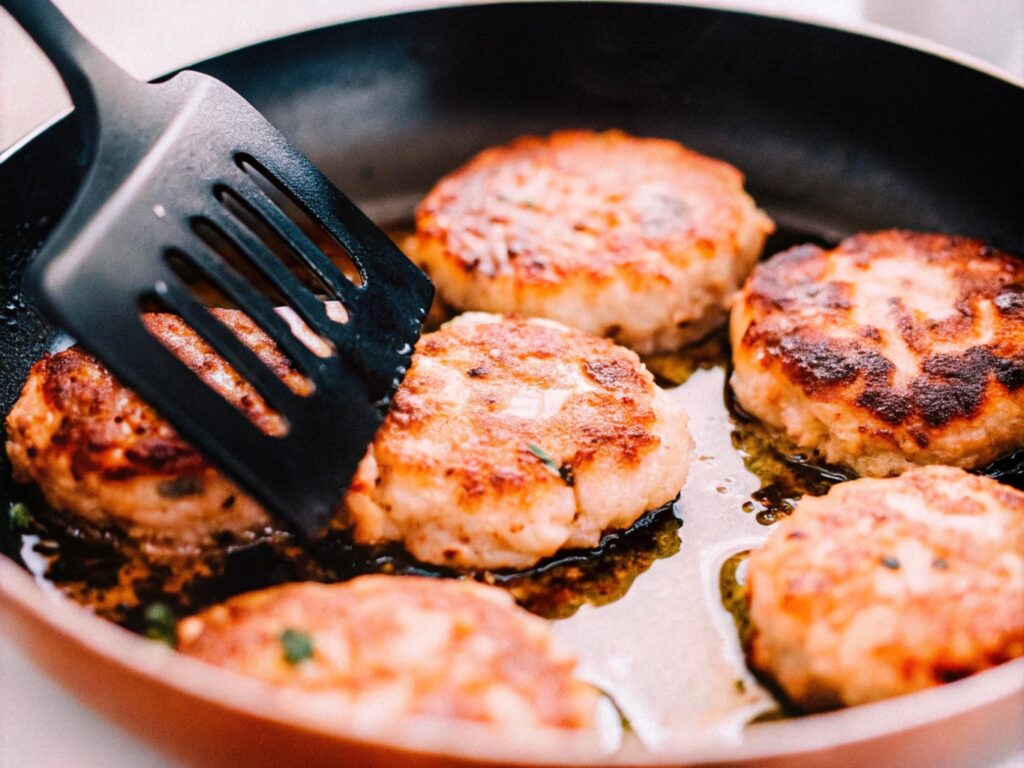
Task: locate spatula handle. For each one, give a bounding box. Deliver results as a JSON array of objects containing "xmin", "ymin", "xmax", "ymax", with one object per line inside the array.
[{"xmin": 2, "ymin": 0, "xmax": 136, "ymax": 113}]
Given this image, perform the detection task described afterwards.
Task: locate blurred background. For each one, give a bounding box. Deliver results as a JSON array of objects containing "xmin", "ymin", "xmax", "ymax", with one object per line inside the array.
[
  {"xmin": 1, "ymin": 1, "xmax": 1022, "ymax": 766},
  {"xmin": 1, "ymin": 0, "xmax": 1022, "ymax": 153}
]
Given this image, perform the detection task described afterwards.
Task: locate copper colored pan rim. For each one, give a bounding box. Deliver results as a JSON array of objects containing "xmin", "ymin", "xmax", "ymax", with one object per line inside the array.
[{"xmin": 3, "ymin": 556, "xmax": 1022, "ymax": 766}]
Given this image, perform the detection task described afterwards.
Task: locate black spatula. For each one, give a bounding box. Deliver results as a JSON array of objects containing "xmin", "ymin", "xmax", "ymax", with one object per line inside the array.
[{"xmin": 3, "ymin": 0, "xmax": 434, "ymax": 537}]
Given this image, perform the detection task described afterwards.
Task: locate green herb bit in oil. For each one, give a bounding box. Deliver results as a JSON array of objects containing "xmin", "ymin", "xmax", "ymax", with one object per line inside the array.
[
  {"xmin": 280, "ymin": 628, "xmax": 315, "ymax": 665},
  {"xmin": 156, "ymin": 475, "xmax": 203, "ymax": 499},
  {"xmin": 881, "ymin": 555, "xmax": 901, "ymax": 570},
  {"xmin": 143, "ymin": 602, "xmax": 177, "ymax": 647},
  {"xmin": 9, "ymin": 502, "xmax": 31, "ymax": 530}
]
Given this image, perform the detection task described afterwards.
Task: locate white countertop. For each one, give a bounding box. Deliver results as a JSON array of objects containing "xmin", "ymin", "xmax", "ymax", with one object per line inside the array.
[{"xmin": 1, "ymin": 2, "xmax": 1022, "ymax": 766}]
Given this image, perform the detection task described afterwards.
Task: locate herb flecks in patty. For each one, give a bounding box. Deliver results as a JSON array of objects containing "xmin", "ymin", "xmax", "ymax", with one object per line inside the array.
[
  {"xmin": 527, "ymin": 443, "xmax": 574, "ymax": 485},
  {"xmin": 280, "ymin": 628, "xmax": 315, "ymax": 665}
]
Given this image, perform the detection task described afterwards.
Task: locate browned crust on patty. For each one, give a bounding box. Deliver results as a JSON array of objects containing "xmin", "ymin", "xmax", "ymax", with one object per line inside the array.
[
  {"xmin": 740, "ymin": 232, "xmax": 1024, "ymax": 427},
  {"xmin": 8, "ymin": 309, "xmax": 301, "ymax": 484},
  {"xmin": 24, "ymin": 345, "xmax": 205, "ymax": 482},
  {"xmin": 413, "ymin": 130, "xmax": 755, "ymax": 286},
  {"xmin": 3, "ymin": 309, "xmax": 316, "ymax": 557},
  {"xmin": 732, "ymin": 231, "xmax": 1024, "ymax": 467},
  {"xmin": 408, "ymin": 130, "xmax": 774, "ymax": 352},
  {"xmin": 368, "ymin": 315, "xmax": 659, "ymax": 501}
]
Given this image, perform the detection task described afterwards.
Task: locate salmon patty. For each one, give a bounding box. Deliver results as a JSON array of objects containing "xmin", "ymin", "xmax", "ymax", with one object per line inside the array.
[
  {"xmin": 344, "ymin": 313, "xmax": 692, "ymax": 570},
  {"xmin": 409, "ymin": 130, "xmax": 774, "ymax": 353},
  {"xmin": 746, "ymin": 466, "xmax": 1024, "ymax": 711},
  {"xmin": 177, "ymin": 575, "xmax": 599, "ymax": 729},
  {"xmin": 3, "ymin": 310, "xmax": 302, "ymax": 559},
  {"xmin": 730, "ymin": 231, "xmax": 1024, "ymax": 476}
]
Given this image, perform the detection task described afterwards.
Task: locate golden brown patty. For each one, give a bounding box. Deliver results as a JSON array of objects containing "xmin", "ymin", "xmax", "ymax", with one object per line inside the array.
[
  {"xmin": 746, "ymin": 466, "xmax": 1024, "ymax": 711},
  {"xmin": 409, "ymin": 130, "xmax": 774, "ymax": 353},
  {"xmin": 177, "ymin": 575, "xmax": 599, "ymax": 729},
  {"xmin": 344, "ymin": 313, "xmax": 691, "ymax": 570},
  {"xmin": 730, "ymin": 231, "xmax": 1024, "ymax": 476},
  {"xmin": 4, "ymin": 310, "xmax": 296, "ymax": 559}
]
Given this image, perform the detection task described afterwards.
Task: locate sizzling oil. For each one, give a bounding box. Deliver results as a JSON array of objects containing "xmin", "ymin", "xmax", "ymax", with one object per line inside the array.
[{"xmin": 4, "ymin": 488, "xmax": 682, "ymax": 632}]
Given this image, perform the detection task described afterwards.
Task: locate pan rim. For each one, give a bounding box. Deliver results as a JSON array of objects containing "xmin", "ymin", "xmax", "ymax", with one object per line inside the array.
[
  {"xmin": 1, "ymin": 0, "xmax": 1020, "ymax": 164},
  {"xmin": 3, "ymin": 556, "xmax": 1023, "ymax": 765}
]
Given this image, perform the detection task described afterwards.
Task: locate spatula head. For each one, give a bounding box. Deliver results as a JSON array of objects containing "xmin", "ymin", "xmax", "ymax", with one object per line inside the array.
[{"xmin": 24, "ymin": 70, "xmax": 434, "ymax": 537}]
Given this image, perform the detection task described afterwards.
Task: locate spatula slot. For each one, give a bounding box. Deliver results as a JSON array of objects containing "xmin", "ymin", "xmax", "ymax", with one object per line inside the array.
[
  {"xmin": 163, "ymin": 247, "xmax": 328, "ymax": 373},
  {"xmin": 215, "ymin": 186, "xmax": 339, "ymax": 302},
  {"xmin": 191, "ymin": 218, "xmax": 288, "ymax": 307},
  {"xmin": 236, "ymin": 156, "xmax": 366, "ymax": 289},
  {"xmin": 189, "ymin": 216, "xmax": 337, "ymax": 363},
  {"xmin": 137, "ymin": 287, "xmax": 297, "ymax": 437},
  {"xmin": 165, "ymin": 248, "xmax": 237, "ymax": 309}
]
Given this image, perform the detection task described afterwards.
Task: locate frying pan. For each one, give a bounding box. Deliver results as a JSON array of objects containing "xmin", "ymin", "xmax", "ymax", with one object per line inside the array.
[{"xmin": 1, "ymin": 3, "xmax": 1023, "ymax": 766}]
